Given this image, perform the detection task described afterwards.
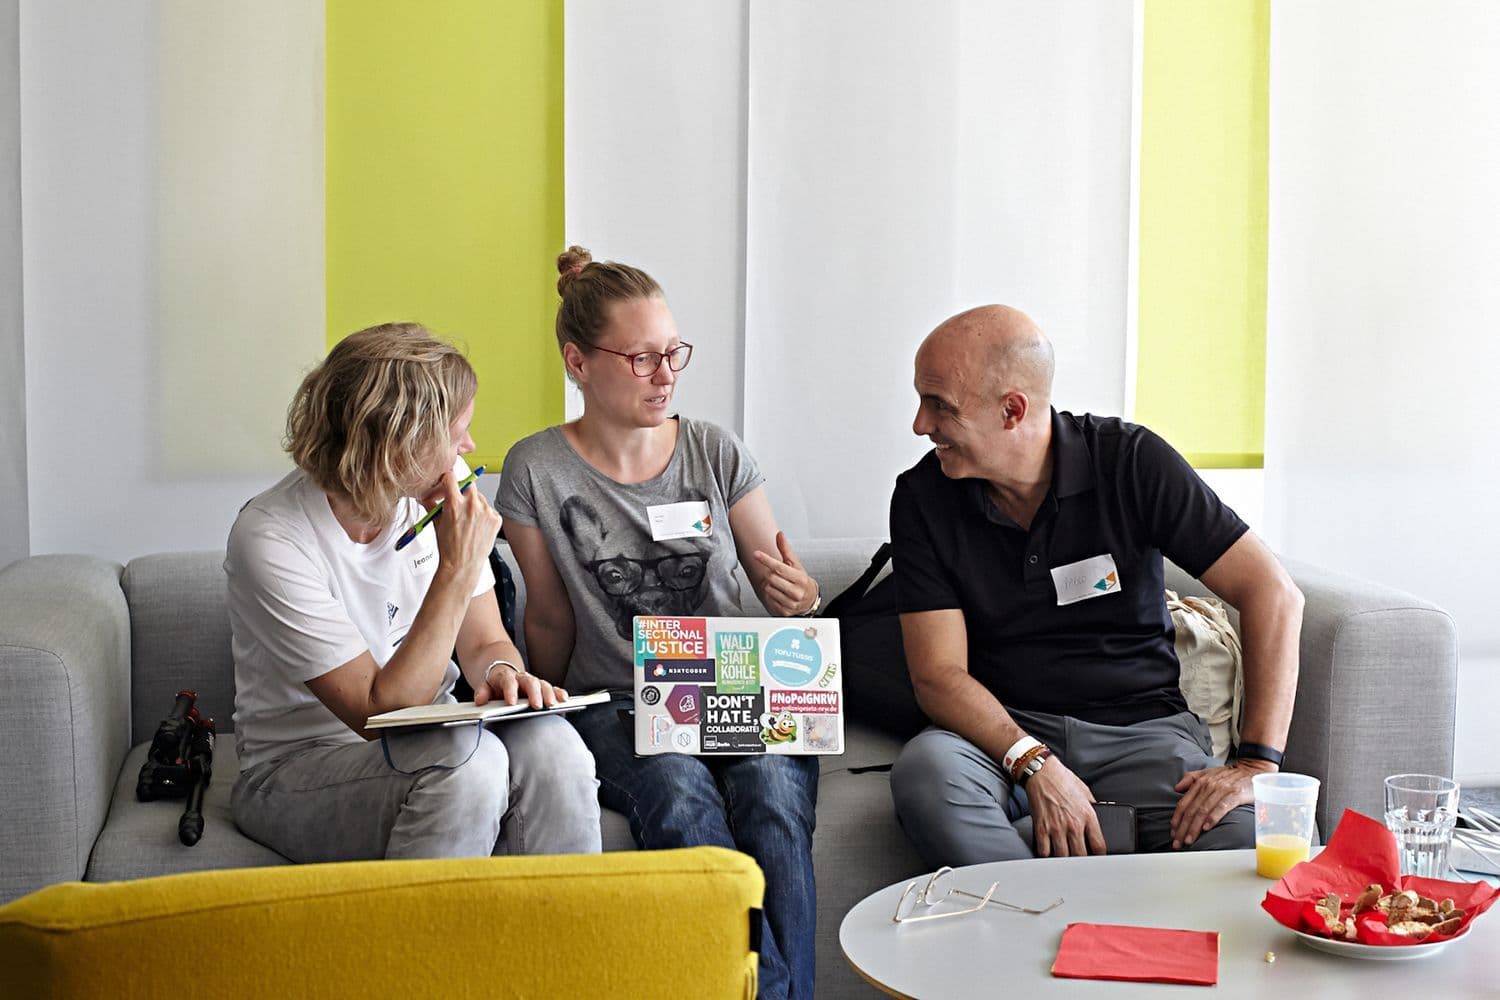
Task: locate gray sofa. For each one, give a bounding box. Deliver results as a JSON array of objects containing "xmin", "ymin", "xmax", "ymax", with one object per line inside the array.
[{"xmin": 0, "ymin": 539, "xmax": 1459, "ymax": 999}]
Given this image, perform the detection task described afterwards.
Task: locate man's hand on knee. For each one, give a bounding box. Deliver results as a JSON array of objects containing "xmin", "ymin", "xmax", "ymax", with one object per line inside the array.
[
  {"xmin": 1171, "ymin": 760, "xmax": 1269, "ymax": 848},
  {"xmin": 1026, "ymin": 763, "xmax": 1107, "ymax": 858}
]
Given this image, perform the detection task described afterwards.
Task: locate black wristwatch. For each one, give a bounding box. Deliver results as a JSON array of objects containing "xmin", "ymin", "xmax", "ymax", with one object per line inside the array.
[{"xmin": 1233, "ymin": 741, "xmax": 1284, "ymax": 767}]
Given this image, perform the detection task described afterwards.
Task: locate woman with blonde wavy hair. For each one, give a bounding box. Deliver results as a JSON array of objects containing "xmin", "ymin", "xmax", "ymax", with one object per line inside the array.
[{"xmin": 226, "ymin": 322, "xmax": 599, "ymax": 862}]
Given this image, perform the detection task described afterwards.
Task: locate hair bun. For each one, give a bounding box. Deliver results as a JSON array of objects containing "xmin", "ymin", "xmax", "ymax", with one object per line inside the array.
[{"xmin": 556, "ymin": 245, "xmax": 593, "ymax": 293}]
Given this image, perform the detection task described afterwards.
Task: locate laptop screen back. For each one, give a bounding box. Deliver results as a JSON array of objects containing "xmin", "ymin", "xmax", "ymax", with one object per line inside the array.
[{"xmin": 632, "ymin": 615, "xmax": 844, "ymax": 755}]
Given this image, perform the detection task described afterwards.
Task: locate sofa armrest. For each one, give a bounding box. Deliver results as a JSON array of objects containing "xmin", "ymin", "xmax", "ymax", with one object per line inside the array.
[
  {"xmin": 0, "ymin": 556, "xmax": 132, "ymax": 903},
  {"xmin": 1167, "ymin": 557, "xmax": 1459, "ymax": 834},
  {"xmin": 1282, "ymin": 558, "xmax": 1458, "ymax": 834}
]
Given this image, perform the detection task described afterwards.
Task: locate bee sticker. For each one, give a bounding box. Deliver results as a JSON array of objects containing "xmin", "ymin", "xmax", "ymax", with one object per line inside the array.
[{"xmin": 759, "ymin": 710, "xmax": 798, "ymax": 746}]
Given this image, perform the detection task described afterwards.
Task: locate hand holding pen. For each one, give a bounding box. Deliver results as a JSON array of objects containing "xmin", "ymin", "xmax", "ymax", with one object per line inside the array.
[{"xmin": 395, "ymin": 465, "xmax": 487, "ymax": 551}]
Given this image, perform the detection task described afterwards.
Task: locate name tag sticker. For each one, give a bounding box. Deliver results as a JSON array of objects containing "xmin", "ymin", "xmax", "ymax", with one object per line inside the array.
[
  {"xmin": 1051, "ymin": 553, "xmax": 1121, "ymax": 606},
  {"xmin": 647, "ymin": 500, "xmax": 713, "ymax": 541}
]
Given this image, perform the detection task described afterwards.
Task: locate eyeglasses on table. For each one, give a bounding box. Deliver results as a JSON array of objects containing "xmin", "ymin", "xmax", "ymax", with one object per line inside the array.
[{"xmin": 892, "ymin": 866, "xmax": 1064, "ymax": 925}]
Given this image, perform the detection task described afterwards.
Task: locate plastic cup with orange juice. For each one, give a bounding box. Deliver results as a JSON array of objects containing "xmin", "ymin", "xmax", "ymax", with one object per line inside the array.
[
  {"xmin": 1252, "ymin": 772, "xmax": 1320, "ymax": 879},
  {"xmin": 1256, "ymin": 833, "xmax": 1310, "ymax": 878}
]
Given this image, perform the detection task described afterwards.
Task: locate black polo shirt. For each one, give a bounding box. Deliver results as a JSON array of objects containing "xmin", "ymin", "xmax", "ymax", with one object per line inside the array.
[{"xmin": 890, "ymin": 409, "xmax": 1248, "ymax": 727}]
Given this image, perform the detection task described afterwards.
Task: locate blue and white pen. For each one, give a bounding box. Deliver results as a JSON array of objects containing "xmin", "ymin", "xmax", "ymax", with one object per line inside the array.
[{"xmin": 394, "ymin": 465, "xmax": 485, "ymax": 551}]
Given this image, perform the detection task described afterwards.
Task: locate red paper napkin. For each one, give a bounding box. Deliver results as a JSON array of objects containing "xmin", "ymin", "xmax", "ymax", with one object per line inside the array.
[
  {"xmin": 1051, "ymin": 922, "xmax": 1219, "ymax": 986},
  {"xmin": 1261, "ymin": 808, "xmax": 1500, "ymax": 945}
]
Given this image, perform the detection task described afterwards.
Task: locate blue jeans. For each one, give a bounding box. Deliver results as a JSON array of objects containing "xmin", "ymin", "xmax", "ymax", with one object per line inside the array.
[{"xmin": 570, "ymin": 699, "xmax": 819, "ymax": 1000}]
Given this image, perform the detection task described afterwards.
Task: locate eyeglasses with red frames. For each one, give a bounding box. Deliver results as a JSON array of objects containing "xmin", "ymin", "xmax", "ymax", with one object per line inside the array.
[{"xmin": 588, "ymin": 342, "xmax": 694, "ymax": 377}]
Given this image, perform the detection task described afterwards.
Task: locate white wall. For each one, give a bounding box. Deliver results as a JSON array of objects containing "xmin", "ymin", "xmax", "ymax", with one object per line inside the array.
[
  {"xmin": 19, "ymin": 1, "xmax": 321, "ymax": 564},
  {"xmin": 1267, "ymin": 2, "xmax": 1500, "ymax": 783},
  {"xmin": 1198, "ymin": 470, "xmax": 1265, "ymax": 539},
  {"xmin": 0, "ymin": 0, "xmax": 25, "ymax": 572}
]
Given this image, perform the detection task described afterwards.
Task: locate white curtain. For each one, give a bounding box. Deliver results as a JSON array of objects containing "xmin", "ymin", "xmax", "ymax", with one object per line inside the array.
[
  {"xmin": 745, "ymin": 1, "xmax": 1135, "ymax": 537},
  {"xmin": 21, "ymin": 1, "xmax": 321, "ymax": 559},
  {"xmin": 1266, "ymin": 2, "xmax": 1500, "ymax": 777},
  {"xmin": 158, "ymin": 2, "xmax": 324, "ymax": 477},
  {"xmin": 743, "ymin": 1, "xmax": 962, "ymax": 539},
  {"xmin": 563, "ymin": 0, "xmax": 749, "ymax": 434},
  {"xmin": 568, "ymin": 1, "xmax": 1137, "ymax": 538}
]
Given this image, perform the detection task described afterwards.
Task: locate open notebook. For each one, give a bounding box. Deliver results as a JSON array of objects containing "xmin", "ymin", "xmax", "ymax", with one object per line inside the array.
[
  {"xmin": 633, "ymin": 615, "xmax": 844, "ymax": 755},
  {"xmin": 366, "ymin": 689, "xmax": 610, "ymax": 730}
]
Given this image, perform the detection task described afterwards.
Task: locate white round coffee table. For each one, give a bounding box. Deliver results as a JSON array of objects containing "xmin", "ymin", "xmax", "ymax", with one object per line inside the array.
[{"xmin": 840, "ymin": 849, "xmax": 1499, "ymax": 998}]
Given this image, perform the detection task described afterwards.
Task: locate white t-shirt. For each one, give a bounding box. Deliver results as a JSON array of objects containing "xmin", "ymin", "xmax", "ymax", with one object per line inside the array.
[{"xmin": 226, "ymin": 464, "xmax": 495, "ymax": 771}]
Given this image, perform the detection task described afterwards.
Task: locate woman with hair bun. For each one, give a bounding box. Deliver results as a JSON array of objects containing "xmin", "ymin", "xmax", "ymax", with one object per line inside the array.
[
  {"xmin": 497, "ymin": 249, "xmax": 821, "ymax": 1000},
  {"xmin": 226, "ymin": 322, "xmax": 600, "ymax": 862}
]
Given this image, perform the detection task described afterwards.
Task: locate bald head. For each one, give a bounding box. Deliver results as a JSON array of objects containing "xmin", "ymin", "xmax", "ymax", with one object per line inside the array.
[{"xmin": 921, "ymin": 305, "xmax": 1055, "ymax": 407}]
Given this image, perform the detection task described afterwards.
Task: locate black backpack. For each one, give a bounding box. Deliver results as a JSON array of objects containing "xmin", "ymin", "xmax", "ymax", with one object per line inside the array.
[{"xmin": 826, "ymin": 542, "xmax": 930, "ymax": 739}]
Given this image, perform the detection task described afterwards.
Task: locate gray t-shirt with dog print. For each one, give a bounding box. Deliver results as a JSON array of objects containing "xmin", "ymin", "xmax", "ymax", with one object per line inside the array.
[{"xmin": 496, "ymin": 417, "xmax": 765, "ymax": 694}]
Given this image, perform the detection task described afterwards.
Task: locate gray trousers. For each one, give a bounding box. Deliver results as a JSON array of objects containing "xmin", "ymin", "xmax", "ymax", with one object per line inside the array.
[
  {"xmin": 890, "ymin": 709, "xmax": 1254, "ymax": 868},
  {"xmin": 232, "ymin": 716, "xmax": 602, "ymax": 861}
]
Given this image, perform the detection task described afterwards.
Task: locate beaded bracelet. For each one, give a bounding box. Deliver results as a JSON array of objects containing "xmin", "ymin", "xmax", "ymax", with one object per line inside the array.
[{"xmin": 1009, "ymin": 744, "xmax": 1048, "ymax": 783}]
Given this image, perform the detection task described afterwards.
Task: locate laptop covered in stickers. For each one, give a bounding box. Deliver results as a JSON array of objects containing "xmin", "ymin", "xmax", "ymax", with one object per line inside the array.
[{"xmin": 632, "ymin": 615, "xmax": 845, "ymax": 755}]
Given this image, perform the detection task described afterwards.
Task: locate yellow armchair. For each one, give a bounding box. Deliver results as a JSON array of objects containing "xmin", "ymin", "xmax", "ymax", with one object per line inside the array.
[{"xmin": 0, "ymin": 846, "xmax": 761, "ymax": 999}]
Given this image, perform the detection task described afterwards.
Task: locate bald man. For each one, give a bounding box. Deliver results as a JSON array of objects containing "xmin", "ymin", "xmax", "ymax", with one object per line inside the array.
[{"xmin": 887, "ymin": 306, "xmax": 1303, "ymax": 865}]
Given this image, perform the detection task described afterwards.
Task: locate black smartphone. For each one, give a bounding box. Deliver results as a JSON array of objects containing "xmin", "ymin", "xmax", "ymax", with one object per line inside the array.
[{"xmin": 1093, "ymin": 801, "xmax": 1137, "ymax": 854}]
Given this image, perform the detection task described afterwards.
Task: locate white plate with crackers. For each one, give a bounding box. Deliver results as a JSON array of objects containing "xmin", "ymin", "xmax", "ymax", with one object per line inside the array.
[
  {"xmin": 1293, "ymin": 926, "xmax": 1469, "ymax": 960},
  {"xmin": 1290, "ymin": 884, "xmax": 1473, "ymax": 959}
]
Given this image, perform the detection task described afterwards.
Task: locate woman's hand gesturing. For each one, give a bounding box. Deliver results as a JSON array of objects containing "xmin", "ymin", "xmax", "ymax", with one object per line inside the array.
[{"xmin": 752, "ymin": 531, "xmax": 821, "ymax": 617}]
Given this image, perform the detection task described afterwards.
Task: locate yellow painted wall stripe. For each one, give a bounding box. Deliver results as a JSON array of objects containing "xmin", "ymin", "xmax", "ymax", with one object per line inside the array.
[
  {"xmin": 325, "ymin": 0, "xmax": 564, "ymax": 470},
  {"xmin": 1135, "ymin": 0, "xmax": 1268, "ymax": 468},
  {"xmin": 1179, "ymin": 452, "xmax": 1263, "ymax": 470}
]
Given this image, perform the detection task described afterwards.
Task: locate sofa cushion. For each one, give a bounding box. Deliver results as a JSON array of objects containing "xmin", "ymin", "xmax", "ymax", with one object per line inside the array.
[
  {"xmin": 814, "ymin": 722, "xmax": 926, "ymax": 999},
  {"xmin": 86, "ymin": 736, "xmax": 287, "ymax": 881},
  {"xmin": 124, "ymin": 552, "xmax": 238, "ymax": 745},
  {"xmin": 601, "ymin": 806, "xmax": 635, "ymax": 851}
]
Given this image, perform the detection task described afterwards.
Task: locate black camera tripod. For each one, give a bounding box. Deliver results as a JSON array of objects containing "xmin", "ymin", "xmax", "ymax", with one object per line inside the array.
[{"xmin": 136, "ymin": 689, "xmax": 216, "ymax": 846}]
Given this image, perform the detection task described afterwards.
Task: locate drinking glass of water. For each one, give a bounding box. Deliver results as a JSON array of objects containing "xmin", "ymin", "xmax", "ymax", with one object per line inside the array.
[{"xmin": 1384, "ymin": 773, "xmax": 1460, "ymax": 878}]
